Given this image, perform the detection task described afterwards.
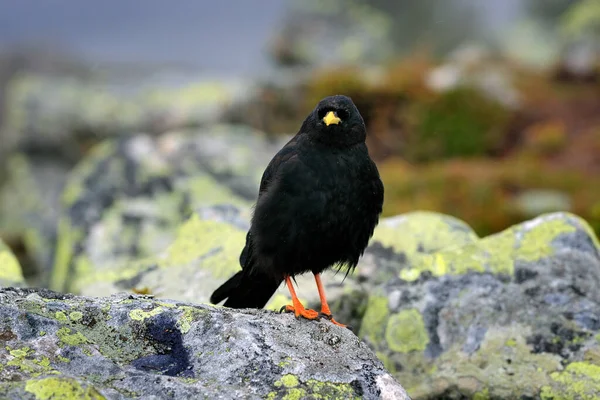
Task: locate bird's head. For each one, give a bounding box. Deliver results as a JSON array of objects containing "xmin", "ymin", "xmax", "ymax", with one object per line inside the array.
[{"xmin": 302, "ymin": 95, "xmax": 367, "ymax": 147}]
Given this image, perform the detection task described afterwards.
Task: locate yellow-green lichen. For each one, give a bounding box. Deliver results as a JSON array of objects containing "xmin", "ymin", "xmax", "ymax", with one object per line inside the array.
[
  {"xmin": 402, "ymin": 212, "xmax": 589, "ymax": 281},
  {"xmin": 473, "ymin": 388, "xmax": 490, "ymax": 400},
  {"xmin": 370, "ymin": 211, "xmax": 478, "ymax": 256},
  {"xmin": 385, "ymin": 308, "xmax": 429, "ymax": 353},
  {"xmin": 57, "ymin": 327, "xmax": 89, "ymax": 347},
  {"xmin": 0, "ymin": 247, "xmax": 25, "ymax": 284},
  {"xmin": 161, "ymin": 214, "xmax": 246, "ymax": 278},
  {"xmin": 55, "ymin": 312, "xmax": 68, "ymax": 323},
  {"xmin": 271, "ymin": 374, "xmax": 359, "ymax": 400},
  {"xmin": 129, "ymin": 307, "xmax": 165, "ymax": 321},
  {"xmin": 50, "ymin": 218, "xmax": 83, "ymax": 292},
  {"xmin": 175, "ymin": 306, "xmax": 205, "ymax": 334},
  {"xmin": 275, "ymin": 374, "xmax": 299, "ymax": 388},
  {"xmin": 186, "ymin": 174, "xmax": 250, "ymax": 209},
  {"xmin": 69, "ymin": 312, "xmax": 83, "ymax": 321},
  {"xmin": 541, "ymin": 362, "xmax": 600, "ymax": 400},
  {"xmin": 25, "ymin": 377, "xmax": 105, "ymax": 400},
  {"xmin": 404, "ymin": 325, "xmax": 563, "ymax": 399},
  {"xmin": 6, "ymin": 348, "xmax": 56, "ymax": 376},
  {"xmin": 359, "ymin": 295, "xmax": 389, "ymax": 347}
]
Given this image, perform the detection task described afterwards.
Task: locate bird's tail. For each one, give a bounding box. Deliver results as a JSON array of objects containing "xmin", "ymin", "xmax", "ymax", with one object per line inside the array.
[{"xmin": 210, "ymin": 269, "xmax": 282, "ymax": 309}]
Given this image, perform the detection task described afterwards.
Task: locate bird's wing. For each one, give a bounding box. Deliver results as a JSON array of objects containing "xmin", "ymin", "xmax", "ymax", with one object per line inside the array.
[
  {"xmin": 239, "ymin": 135, "xmax": 300, "ymax": 271},
  {"xmin": 257, "ymin": 135, "xmax": 299, "ymax": 196}
]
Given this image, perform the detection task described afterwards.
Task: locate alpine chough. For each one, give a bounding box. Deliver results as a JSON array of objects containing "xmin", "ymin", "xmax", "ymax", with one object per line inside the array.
[{"xmin": 210, "ymin": 94, "xmax": 384, "ymax": 327}]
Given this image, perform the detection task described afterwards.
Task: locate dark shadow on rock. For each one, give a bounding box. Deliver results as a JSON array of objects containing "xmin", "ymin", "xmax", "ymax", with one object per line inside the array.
[{"xmin": 131, "ymin": 313, "xmax": 193, "ymax": 378}]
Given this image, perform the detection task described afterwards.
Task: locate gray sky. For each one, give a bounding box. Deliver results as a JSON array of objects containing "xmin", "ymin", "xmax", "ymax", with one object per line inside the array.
[
  {"xmin": 0, "ymin": 0, "xmax": 288, "ymax": 76},
  {"xmin": 0, "ymin": 0, "xmax": 521, "ymax": 77}
]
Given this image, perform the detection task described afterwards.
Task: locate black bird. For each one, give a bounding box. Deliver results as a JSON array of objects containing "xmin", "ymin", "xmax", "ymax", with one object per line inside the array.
[{"xmin": 210, "ymin": 95, "xmax": 384, "ymax": 327}]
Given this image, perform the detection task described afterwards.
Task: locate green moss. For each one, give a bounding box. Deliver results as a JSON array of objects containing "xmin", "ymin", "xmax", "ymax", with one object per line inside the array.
[
  {"xmin": 57, "ymin": 327, "xmax": 89, "ymax": 347},
  {"xmin": 69, "ymin": 312, "xmax": 83, "ymax": 322},
  {"xmin": 129, "ymin": 307, "xmax": 164, "ymax": 321},
  {"xmin": 25, "ymin": 377, "xmax": 105, "ymax": 400},
  {"xmin": 385, "ymin": 309, "xmax": 429, "ymax": 353},
  {"xmin": 358, "ymin": 295, "xmax": 389, "ymax": 348},
  {"xmin": 541, "ymin": 362, "xmax": 600, "ymax": 400}
]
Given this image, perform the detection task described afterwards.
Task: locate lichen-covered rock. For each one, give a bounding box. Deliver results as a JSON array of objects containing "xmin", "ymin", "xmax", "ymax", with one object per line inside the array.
[
  {"xmin": 51, "ymin": 127, "xmax": 287, "ymax": 293},
  {"xmin": 358, "ymin": 212, "xmax": 600, "ymax": 399},
  {"xmin": 0, "ymin": 238, "xmax": 25, "ymax": 287},
  {"xmin": 2, "ymin": 73, "xmax": 252, "ymax": 153},
  {"xmin": 0, "ymin": 287, "xmax": 409, "ymax": 400},
  {"xmin": 75, "ymin": 209, "xmax": 248, "ymax": 302},
  {"xmin": 0, "ymin": 154, "xmax": 71, "ymax": 286}
]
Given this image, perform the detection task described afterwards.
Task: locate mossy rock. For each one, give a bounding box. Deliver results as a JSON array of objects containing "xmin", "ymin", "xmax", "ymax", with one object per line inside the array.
[
  {"xmin": 359, "ymin": 212, "xmax": 600, "ymax": 399},
  {"xmin": 0, "ymin": 154, "xmax": 68, "ymax": 286},
  {"xmin": 0, "ymin": 238, "xmax": 25, "ymax": 287},
  {"xmin": 74, "ymin": 209, "xmax": 249, "ymax": 303},
  {"xmin": 51, "ymin": 127, "xmax": 285, "ymax": 293},
  {"xmin": 0, "ymin": 287, "xmax": 409, "ymax": 400}
]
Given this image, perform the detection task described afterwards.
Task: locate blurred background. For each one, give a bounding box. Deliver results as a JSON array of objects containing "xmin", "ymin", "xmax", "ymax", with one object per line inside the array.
[{"xmin": 1, "ymin": 0, "xmax": 599, "ymax": 286}]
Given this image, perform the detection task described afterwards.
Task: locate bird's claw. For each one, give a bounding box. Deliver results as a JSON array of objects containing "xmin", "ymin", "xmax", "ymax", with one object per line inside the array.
[
  {"xmin": 318, "ymin": 312, "xmax": 332, "ymax": 320},
  {"xmin": 281, "ymin": 304, "xmax": 319, "ymax": 321}
]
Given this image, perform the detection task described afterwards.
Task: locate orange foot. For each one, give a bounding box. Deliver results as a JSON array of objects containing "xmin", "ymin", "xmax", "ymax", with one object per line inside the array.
[{"xmin": 280, "ymin": 304, "xmax": 320, "ymax": 320}]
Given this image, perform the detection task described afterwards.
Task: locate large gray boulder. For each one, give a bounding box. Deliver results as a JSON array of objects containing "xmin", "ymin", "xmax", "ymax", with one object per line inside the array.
[
  {"xmin": 358, "ymin": 212, "xmax": 600, "ymax": 399},
  {"xmin": 51, "ymin": 127, "xmax": 288, "ymax": 293},
  {"xmin": 0, "ymin": 287, "xmax": 409, "ymax": 400}
]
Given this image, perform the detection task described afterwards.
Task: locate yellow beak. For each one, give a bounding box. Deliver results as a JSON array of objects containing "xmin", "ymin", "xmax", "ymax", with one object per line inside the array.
[{"xmin": 323, "ymin": 111, "xmax": 342, "ymax": 126}]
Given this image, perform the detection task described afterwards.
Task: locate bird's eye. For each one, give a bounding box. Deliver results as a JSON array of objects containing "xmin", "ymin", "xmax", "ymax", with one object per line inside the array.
[
  {"xmin": 317, "ymin": 108, "xmax": 330, "ymax": 120},
  {"xmin": 337, "ymin": 109, "xmax": 349, "ymax": 120}
]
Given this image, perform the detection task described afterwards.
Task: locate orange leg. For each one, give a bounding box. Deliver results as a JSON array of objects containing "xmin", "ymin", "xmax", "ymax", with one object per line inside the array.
[
  {"xmin": 314, "ymin": 273, "xmax": 347, "ymax": 328},
  {"xmin": 281, "ymin": 276, "xmax": 319, "ymax": 320}
]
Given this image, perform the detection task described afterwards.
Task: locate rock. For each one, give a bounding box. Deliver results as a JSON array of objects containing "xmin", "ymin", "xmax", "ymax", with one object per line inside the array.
[
  {"xmin": 51, "ymin": 127, "xmax": 286, "ymax": 293},
  {"xmin": 0, "ymin": 153, "xmax": 71, "ymax": 286},
  {"xmin": 1, "ymin": 73, "xmax": 252, "ymax": 155},
  {"xmin": 0, "ymin": 238, "xmax": 25, "ymax": 287},
  {"xmin": 0, "ymin": 287, "xmax": 409, "ymax": 400},
  {"xmin": 512, "ymin": 189, "xmax": 572, "ymax": 217},
  {"xmin": 75, "ymin": 209, "xmax": 248, "ymax": 302},
  {"xmin": 358, "ymin": 212, "xmax": 600, "ymax": 399}
]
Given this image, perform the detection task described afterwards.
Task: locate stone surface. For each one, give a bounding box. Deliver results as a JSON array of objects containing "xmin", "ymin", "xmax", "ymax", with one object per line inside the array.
[
  {"xmin": 0, "ymin": 238, "xmax": 24, "ymax": 287},
  {"xmin": 358, "ymin": 212, "xmax": 600, "ymax": 399},
  {"xmin": 0, "ymin": 287, "xmax": 409, "ymax": 400},
  {"xmin": 1, "ymin": 73, "xmax": 252, "ymax": 154},
  {"xmin": 0, "ymin": 153, "xmax": 71, "ymax": 286},
  {"xmin": 51, "ymin": 127, "xmax": 288, "ymax": 293}
]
